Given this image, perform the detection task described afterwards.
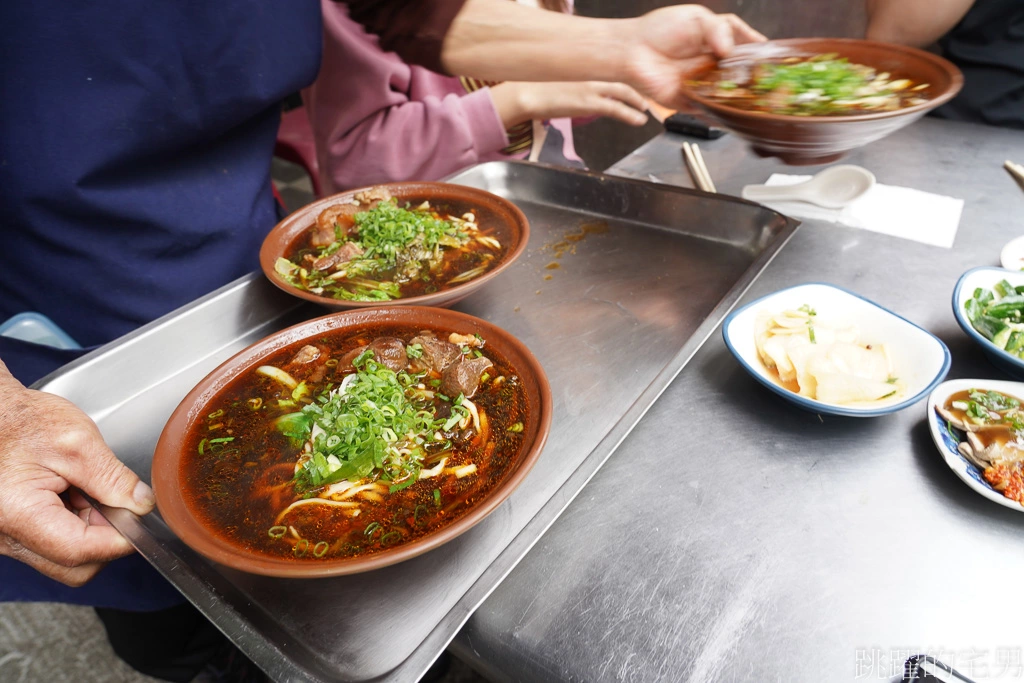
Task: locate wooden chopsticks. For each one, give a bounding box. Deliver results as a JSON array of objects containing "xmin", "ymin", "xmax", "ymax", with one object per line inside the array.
[
  {"xmin": 1006, "ymin": 160, "xmax": 1024, "ymax": 192},
  {"xmin": 682, "ymin": 142, "xmax": 716, "ymax": 193}
]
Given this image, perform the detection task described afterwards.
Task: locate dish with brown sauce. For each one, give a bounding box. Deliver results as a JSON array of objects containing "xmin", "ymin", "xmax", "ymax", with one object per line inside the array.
[{"xmin": 937, "ymin": 388, "xmax": 1024, "ymax": 505}]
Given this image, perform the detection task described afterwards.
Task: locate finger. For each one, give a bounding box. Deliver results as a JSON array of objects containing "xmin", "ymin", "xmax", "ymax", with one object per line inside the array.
[
  {"xmin": 725, "ymin": 13, "xmax": 768, "ymax": 45},
  {"xmin": 68, "ymin": 488, "xmax": 90, "ymax": 510},
  {"xmin": 592, "ymin": 96, "xmax": 649, "ymax": 127},
  {"xmin": 45, "ymin": 422, "xmax": 154, "ymax": 516},
  {"xmin": 77, "ymin": 504, "xmax": 114, "ymax": 528},
  {"xmin": 597, "ymin": 82, "xmax": 651, "ymax": 115},
  {"xmin": 703, "ymin": 13, "xmax": 736, "ymax": 57},
  {"xmin": 0, "ymin": 536, "xmax": 107, "ymax": 587},
  {"xmin": 11, "ymin": 491, "xmax": 134, "ymax": 567},
  {"xmin": 67, "ymin": 488, "xmax": 112, "ymax": 528}
]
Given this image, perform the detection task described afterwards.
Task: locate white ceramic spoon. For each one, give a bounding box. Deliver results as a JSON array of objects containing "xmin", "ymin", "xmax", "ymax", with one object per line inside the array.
[{"xmin": 742, "ymin": 165, "xmax": 876, "ymax": 209}]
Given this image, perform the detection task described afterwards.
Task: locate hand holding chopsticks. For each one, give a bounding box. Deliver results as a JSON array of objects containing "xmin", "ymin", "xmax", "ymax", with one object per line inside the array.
[
  {"xmin": 1006, "ymin": 160, "xmax": 1024, "ymax": 192},
  {"xmin": 682, "ymin": 142, "xmax": 716, "ymax": 193}
]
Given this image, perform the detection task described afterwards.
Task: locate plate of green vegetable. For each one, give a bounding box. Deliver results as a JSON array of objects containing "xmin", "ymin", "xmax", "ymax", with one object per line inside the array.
[{"xmin": 954, "ymin": 267, "xmax": 1024, "ymax": 378}]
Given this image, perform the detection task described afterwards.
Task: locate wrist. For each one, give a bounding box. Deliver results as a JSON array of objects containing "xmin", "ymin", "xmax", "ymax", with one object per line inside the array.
[
  {"xmin": 595, "ymin": 16, "xmax": 639, "ymax": 86},
  {"xmin": 489, "ymin": 83, "xmax": 532, "ymax": 129}
]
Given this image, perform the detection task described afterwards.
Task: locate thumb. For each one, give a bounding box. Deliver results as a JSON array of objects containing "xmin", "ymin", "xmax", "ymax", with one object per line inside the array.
[{"xmin": 50, "ymin": 427, "xmax": 155, "ymax": 516}]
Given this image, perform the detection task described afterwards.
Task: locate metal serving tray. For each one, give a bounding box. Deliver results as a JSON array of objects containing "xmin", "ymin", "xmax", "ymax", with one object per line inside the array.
[{"xmin": 35, "ymin": 161, "xmax": 796, "ymax": 682}]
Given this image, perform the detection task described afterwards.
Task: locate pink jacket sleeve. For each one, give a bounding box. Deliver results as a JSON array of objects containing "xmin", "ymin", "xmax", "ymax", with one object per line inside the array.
[{"xmin": 304, "ymin": 0, "xmax": 510, "ymax": 194}]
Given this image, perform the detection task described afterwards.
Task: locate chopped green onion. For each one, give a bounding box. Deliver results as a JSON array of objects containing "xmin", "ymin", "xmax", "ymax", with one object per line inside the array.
[{"xmin": 380, "ymin": 531, "xmax": 402, "ymax": 546}]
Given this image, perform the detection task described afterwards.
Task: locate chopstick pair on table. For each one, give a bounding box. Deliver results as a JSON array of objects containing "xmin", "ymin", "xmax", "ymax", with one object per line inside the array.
[
  {"xmin": 1006, "ymin": 160, "xmax": 1024, "ymax": 192},
  {"xmin": 682, "ymin": 142, "xmax": 716, "ymax": 193}
]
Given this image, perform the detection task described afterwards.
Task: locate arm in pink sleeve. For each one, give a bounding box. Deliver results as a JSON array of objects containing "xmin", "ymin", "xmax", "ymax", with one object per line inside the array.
[{"xmin": 305, "ymin": 1, "xmax": 509, "ymax": 194}]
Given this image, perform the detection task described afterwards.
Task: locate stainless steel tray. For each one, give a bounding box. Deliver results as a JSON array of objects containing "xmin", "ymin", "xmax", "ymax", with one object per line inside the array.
[{"xmin": 35, "ymin": 161, "xmax": 797, "ymax": 682}]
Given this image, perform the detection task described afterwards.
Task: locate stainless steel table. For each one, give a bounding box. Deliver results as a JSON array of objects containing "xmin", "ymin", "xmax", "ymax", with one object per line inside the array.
[{"xmin": 450, "ymin": 118, "xmax": 1024, "ymax": 682}]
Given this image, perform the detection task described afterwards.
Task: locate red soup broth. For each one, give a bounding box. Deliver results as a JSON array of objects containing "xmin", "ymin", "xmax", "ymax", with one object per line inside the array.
[{"xmin": 181, "ymin": 324, "xmax": 529, "ymax": 561}]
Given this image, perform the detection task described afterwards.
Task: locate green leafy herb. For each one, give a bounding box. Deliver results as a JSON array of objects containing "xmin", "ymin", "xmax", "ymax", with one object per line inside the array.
[
  {"xmin": 945, "ymin": 419, "xmax": 958, "ymax": 442},
  {"xmin": 966, "ymin": 401, "xmax": 990, "ymax": 423},
  {"xmin": 751, "ymin": 55, "xmax": 895, "ymax": 115},
  {"xmin": 968, "ymin": 389, "xmax": 1020, "ymax": 412}
]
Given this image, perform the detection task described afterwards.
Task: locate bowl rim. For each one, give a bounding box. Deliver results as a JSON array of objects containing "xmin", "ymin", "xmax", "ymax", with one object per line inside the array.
[
  {"xmin": 951, "ymin": 266, "xmax": 1024, "ymax": 373},
  {"xmin": 722, "ymin": 281, "xmax": 951, "ymax": 417},
  {"xmin": 926, "ymin": 377, "xmax": 1024, "ymax": 512},
  {"xmin": 681, "ymin": 37, "xmax": 964, "ymax": 125},
  {"xmin": 258, "ymin": 181, "xmax": 531, "ymax": 309},
  {"xmin": 152, "ymin": 306, "xmax": 553, "ymax": 577}
]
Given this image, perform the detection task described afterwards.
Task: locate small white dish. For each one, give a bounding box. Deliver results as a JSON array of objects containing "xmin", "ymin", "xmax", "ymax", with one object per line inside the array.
[
  {"xmin": 926, "ymin": 378, "xmax": 1024, "ymax": 512},
  {"xmin": 951, "ymin": 267, "xmax": 1024, "ymax": 379},
  {"xmin": 723, "ymin": 283, "xmax": 950, "ymax": 417},
  {"xmin": 1000, "ymin": 235, "xmax": 1024, "ymax": 271}
]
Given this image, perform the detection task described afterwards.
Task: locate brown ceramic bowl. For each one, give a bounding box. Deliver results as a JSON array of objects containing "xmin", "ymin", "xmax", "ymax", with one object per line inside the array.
[
  {"xmin": 680, "ymin": 38, "xmax": 964, "ymax": 165},
  {"xmin": 152, "ymin": 307, "xmax": 552, "ymax": 577},
  {"xmin": 259, "ymin": 182, "xmax": 529, "ymax": 309}
]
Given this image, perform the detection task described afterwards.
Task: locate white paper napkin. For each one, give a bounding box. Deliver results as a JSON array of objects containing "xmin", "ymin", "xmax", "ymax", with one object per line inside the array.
[{"xmin": 743, "ymin": 174, "xmax": 965, "ymax": 249}]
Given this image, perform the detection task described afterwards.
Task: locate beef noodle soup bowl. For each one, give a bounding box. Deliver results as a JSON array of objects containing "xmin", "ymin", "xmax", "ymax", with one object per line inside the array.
[
  {"xmin": 679, "ymin": 38, "xmax": 962, "ymax": 165},
  {"xmin": 152, "ymin": 307, "xmax": 552, "ymax": 577},
  {"xmin": 260, "ymin": 182, "xmax": 529, "ymax": 310}
]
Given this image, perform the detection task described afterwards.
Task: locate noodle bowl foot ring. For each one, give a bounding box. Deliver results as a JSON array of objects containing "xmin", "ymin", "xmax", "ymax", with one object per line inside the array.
[{"xmin": 152, "ymin": 306, "xmax": 551, "ymax": 577}]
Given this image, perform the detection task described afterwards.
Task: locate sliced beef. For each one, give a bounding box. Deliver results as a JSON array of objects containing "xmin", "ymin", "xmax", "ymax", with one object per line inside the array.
[
  {"xmin": 312, "ymin": 204, "xmax": 358, "ymax": 247},
  {"xmin": 353, "ymin": 187, "xmax": 392, "ymax": 205},
  {"xmin": 287, "ymin": 344, "xmax": 329, "ymax": 383},
  {"xmin": 289, "ymin": 345, "xmax": 321, "ymax": 365},
  {"xmin": 367, "ymin": 337, "xmax": 409, "ymax": 373},
  {"xmin": 441, "ymin": 356, "xmax": 493, "ymax": 398},
  {"xmin": 312, "ymin": 241, "xmax": 364, "ymax": 271},
  {"xmin": 338, "ymin": 345, "xmax": 367, "ymax": 371},
  {"xmin": 411, "ymin": 335, "xmax": 462, "ymax": 374}
]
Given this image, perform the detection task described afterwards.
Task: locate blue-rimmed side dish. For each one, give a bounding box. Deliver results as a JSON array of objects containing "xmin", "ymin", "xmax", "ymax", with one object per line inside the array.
[
  {"xmin": 953, "ymin": 266, "xmax": 1024, "ymax": 379},
  {"xmin": 927, "ymin": 379, "xmax": 1024, "ymax": 512},
  {"xmin": 723, "ymin": 282, "xmax": 950, "ymax": 417}
]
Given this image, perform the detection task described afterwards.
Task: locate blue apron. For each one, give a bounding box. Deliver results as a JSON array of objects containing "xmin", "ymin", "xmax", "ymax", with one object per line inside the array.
[{"xmin": 0, "ymin": 0, "xmax": 321, "ymax": 610}]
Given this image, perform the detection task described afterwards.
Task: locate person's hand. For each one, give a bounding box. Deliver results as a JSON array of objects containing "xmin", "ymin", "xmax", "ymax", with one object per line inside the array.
[
  {"xmin": 622, "ymin": 5, "xmax": 767, "ymax": 109},
  {"xmin": 0, "ymin": 363, "xmax": 155, "ymax": 586},
  {"xmin": 490, "ymin": 81, "xmax": 649, "ymax": 129}
]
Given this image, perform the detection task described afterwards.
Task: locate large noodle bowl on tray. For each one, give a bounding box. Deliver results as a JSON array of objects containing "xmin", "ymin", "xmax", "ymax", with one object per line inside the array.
[{"xmin": 152, "ymin": 307, "xmax": 552, "ymax": 577}]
